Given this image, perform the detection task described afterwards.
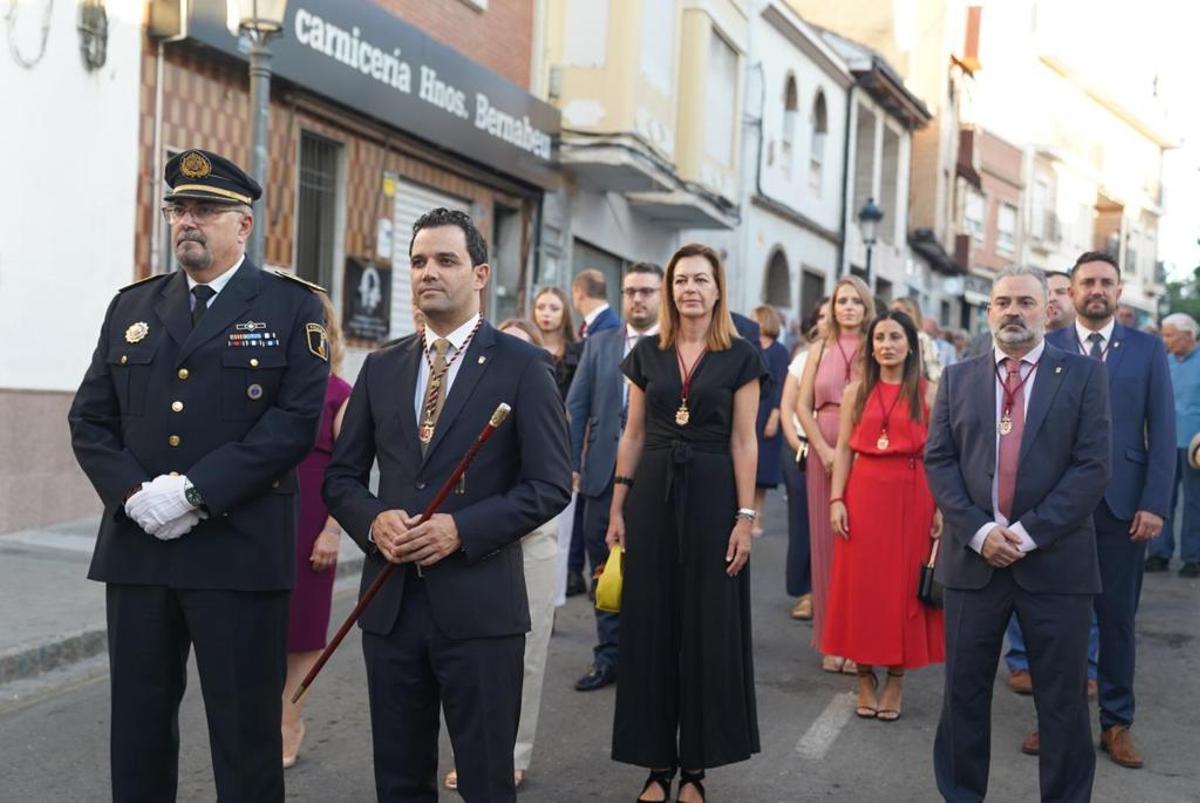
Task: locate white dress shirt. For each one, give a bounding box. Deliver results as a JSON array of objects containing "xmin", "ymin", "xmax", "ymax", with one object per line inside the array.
[
  {"xmin": 1073, "ymin": 318, "xmax": 1115, "ymax": 360},
  {"xmin": 185, "ymin": 254, "xmax": 245, "ymax": 310},
  {"xmin": 968, "ymin": 339, "xmax": 1046, "ymax": 555},
  {"xmin": 413, "ymin": 313, "xmax": 481, "ymax": 425},
  {"xmin": 622, "ymin": 323, "xmax": 659, "ymax": 409},
  {"xmin": 583, "ymin": 303, "xmax": 610, "ymax": 329}
]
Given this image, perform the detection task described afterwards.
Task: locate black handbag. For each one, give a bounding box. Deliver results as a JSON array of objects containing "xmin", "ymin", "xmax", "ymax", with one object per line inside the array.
[{"xmin": 917, "ymin": 539, "xmax": 944, "ymax": 608}]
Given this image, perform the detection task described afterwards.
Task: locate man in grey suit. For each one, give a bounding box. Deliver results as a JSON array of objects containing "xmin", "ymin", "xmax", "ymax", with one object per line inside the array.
[
  {"xmin": 565, "ymin": 262, "xmax": 662, "ymax": 691},
  {"xmin": 925, "ymin": 266, "xmax": 1111, "ymax": 803}
]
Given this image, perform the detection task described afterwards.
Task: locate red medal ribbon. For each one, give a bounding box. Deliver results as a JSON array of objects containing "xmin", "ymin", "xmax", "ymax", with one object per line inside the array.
[
  {"xmin": 1075, "ymin": 331, "xmax": 1112, "ymax": 361},
  {"xmin": 676, "ymin": 344, "xmax": 708, "ymax": 408},
  {"xmin": 994, "ymin": 357, "xmax": 1038, "ymax": 421},
  {"xmin": 835, "ymin": 338, "xmax": 859, "ymax": 384},
  {"xmin": 872, "ymin": 382, "xmax": 905, "ymax": 442}
]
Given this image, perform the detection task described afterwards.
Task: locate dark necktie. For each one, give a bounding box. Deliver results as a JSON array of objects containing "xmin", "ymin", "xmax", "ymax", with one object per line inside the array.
[
  {"xmin": 996, "ymin": 357, "xmax": 1026, "ymax": 521},
  {"xmin": 578, "ymin": 319, "xmax": 588, "ymax": 339},
  {"xmin": 191, "ymin": 285, "xmax": 216, "ymax": 329},
  {"xmin": 1087, "ymin": 332, "xmax": 1104, "ymax": 359}
]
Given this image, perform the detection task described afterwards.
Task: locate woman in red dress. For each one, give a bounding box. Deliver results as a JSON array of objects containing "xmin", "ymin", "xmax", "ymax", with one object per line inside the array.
[{"xmin": 821, "ymin": 310, "xmax": 944, "ymax": 722}]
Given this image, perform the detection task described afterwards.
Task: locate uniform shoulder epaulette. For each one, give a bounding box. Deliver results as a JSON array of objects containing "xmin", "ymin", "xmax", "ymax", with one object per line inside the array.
[
  {"xmin": 117, "ymin": 273, "xmax": 170, "ymax": 293},
  {"xmin": 272, "ymin": 269, "xmax": 327, "ymax": 294}
]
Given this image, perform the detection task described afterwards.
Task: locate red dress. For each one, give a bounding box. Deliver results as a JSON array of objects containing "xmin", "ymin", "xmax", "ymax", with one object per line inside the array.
[
  {"xmin": 819, "ymin": 381, "xmax": 944, "ymax": 669},
  {"xmin": 287, "ymin": 374, "xmax": 353, "ymax": 653}
]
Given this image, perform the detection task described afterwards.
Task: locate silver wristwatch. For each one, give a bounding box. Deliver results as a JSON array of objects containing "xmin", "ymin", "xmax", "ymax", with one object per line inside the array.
[{"xmin": 735, "ymin": 508, "xmax": 758, "ymax": 522}]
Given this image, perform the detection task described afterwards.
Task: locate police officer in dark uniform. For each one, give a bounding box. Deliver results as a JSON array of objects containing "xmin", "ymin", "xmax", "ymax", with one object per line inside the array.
[{"xmin": 69, "ymin": 149, "xmax": 330, "ymax": 802}]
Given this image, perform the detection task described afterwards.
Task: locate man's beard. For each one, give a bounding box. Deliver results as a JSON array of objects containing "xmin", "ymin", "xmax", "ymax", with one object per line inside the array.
[
  {"xmin": 991, "ymin": 317, "xmax": 1042, "ymax": 346},
  {"xmin": 1078, "ymin": 296, "xmax": 1115, "ymax": 323},
  {"xmin": 175, "ymin": 232, "xmax": 213, "ymax": 271}
]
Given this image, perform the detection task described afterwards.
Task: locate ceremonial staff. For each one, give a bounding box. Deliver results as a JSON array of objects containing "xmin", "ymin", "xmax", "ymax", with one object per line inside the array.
[{"xmin": 292, "ymin": 402, "xmax": 513, "ymax": 703}]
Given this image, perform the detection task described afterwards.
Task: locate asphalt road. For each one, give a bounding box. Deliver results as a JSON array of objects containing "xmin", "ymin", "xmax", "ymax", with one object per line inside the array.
[{"xmin": 2, "ymin": 495, "xmax": 1197, "ymax": 802}]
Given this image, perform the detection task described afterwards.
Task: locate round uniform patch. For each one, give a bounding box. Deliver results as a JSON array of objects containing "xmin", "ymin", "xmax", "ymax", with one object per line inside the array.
[
  {"xmin": 179, "ymin": 151, "xmax": 212, "ymax": 179},
  {"xmin": 247, "ymin": 383, "xmax": 264, "ymax": 400}
]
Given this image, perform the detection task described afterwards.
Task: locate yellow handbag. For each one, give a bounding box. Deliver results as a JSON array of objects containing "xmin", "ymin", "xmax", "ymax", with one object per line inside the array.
[{"xmin": 594, "ymin": 545, "xmax": 624, "ymax": 613}]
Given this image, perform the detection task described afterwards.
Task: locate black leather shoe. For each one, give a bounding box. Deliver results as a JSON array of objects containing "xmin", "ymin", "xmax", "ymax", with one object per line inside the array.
[
  {"xmin": 574, "ymin": 664, "xmax": 616, "ymax": 691},
  {"xmin": 566, "ymin": 571, "xmax": 587, "ymax": 597},
  {"xmin": 1144, "ymin": 556, "xmax": 1169, "ymax": 573},
  {"xmin": 1180, "ymin": 562, "xmax": 1200, "ymax": 578}
]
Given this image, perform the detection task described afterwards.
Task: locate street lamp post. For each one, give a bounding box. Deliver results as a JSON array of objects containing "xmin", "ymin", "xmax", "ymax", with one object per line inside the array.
[
  {"xmin": 857, "ymin": 197, "xmax": 884, "ymax": 290},
  {"xmin": 236, "ymin": 0, "xmax": 288, "ymax": 268}
]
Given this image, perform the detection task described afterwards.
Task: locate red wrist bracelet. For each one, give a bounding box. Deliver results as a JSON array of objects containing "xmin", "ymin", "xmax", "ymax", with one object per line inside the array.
[{"xmin": 829, "ymin": 497, "xmax": 844, "ymax": 506}]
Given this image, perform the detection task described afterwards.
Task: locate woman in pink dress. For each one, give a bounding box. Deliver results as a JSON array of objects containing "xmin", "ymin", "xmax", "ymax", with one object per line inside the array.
[
  {"xmin": 795, "ymin": 276, "xmax": 874, "ymax": 673},
  {"xmin": 281, "ymin": 294, "xmax": 353, "ymax": 767}
]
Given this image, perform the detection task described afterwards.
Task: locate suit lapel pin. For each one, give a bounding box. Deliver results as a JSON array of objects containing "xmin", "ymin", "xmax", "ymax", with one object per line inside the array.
[
  {"xmin": 1113, "ymin": 341, "xmax": 1120, "ymax": 348},
  {"xmin": 1055, "ymin": 366, "xmax": 1062, "ymax": 374},
  {"xmin": 477, "ymin": 356, "xmax": 486, "ymax": 365}
]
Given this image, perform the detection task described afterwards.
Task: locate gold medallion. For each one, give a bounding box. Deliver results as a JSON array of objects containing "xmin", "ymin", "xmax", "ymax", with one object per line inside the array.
[
  {"xmin": 876, "ymin": 432, "xmax": 890, "ymax": 451},
  {"xmin": 675, "ymin": 403, "xmax": 690, "ymax": 426},
  {"xmin": 999, "ymin": 414, "xmax": 1013, "ymax": 435},
  {"xmin": 124, "ymin": 321, "xmax": 149, "ymax": 343},
  {"xmin": 419, "ymin": 423, "xmax": 435, "ymax": 443}
]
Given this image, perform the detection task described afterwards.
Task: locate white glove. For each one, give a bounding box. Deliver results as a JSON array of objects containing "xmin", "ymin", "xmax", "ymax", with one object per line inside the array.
[
  {"xmin": 149, "ymin": 508, "xmax": 207, "ymax": 541},
  {"xmin": 125, "ymin": 474, "xmax": 195, "ymax": 534}
]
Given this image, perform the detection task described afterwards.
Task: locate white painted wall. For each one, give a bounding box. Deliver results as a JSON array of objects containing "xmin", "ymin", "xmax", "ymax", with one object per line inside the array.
[
  {"xmin": 0, "ymin": 0, "xmax": 143, "ymax": 391},
  {"xmin": 569, "ymin": 189, "xmax": 679, "ymax": 268}
]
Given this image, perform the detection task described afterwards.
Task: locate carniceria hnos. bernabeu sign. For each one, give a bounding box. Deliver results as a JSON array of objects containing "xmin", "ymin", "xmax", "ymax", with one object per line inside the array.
[{"xmin": 182, "ymin": 0, "xmax": 561, "ymax": 189}]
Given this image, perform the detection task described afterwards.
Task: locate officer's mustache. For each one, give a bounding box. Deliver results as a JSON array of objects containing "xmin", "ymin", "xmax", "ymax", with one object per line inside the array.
[
  {"xmin": 176, "ymin": 231, "xmax": 206, "ymax": 247},
  {"xmin": 1000, "ymin": 316, "xmax": 1027, "ymax": 330}
]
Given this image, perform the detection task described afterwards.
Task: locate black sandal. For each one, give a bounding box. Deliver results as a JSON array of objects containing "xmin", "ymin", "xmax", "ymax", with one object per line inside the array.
[
  {"xmin": 677, "ymin": 769, "xmax": 706, "ymax": 802},
  {"xmin": 637, "ymin": 768, "xmax": 676, "ymax": 802},
  {"xmin": 878, "ymin": 670, "xmax": 905, "ymax": 722}
]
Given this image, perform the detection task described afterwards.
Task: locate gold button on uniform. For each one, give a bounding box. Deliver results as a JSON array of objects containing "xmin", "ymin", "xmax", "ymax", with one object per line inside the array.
[
  {"xmin": 120, "ymin": 355, "xmax": 128, "ymax": 365},
  {"xmin": 250, "ymin": 358, "xmax": 259, "ymax": 368},
  {"xmin": 171, "ymin": 401, "xmax": 184, "ymax": 413},
  {"xmin": 177, "ymin": 368, "xmax": 189, "ymax": 380},
  {"xmin": 168, "ymin": 435, "xmax": 181, "ymax": 447}
]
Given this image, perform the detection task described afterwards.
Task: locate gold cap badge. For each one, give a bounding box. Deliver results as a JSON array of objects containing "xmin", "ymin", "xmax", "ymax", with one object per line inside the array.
[
  {"xmin": 179, "ymin": 151, "xmax": 212, "ymax": 180},
  {"xmin": 125, "ymin": 322, "xmax": 150, "ymax": 343}
]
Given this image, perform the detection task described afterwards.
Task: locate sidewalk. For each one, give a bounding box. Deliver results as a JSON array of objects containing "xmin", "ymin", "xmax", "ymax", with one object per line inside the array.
[{"xmin": 0, "ymin": 517, "xmax": 365, "ymax": 691}]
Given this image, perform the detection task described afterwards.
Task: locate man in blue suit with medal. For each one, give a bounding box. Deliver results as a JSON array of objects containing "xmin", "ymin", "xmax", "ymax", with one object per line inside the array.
[
  {"xmin": 1019, "ymin": 251, "xmax": 1175, "ymax": 769},
  {"xmin": 69, "ymin": 149, "xmax": 331, "ymax": 802}
]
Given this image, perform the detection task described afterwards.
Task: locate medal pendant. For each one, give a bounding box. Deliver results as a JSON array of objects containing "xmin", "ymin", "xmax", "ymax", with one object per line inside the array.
[
  {"xmin": 999, "ymin": 414, "xmax": 1013, "ymax": 436},
  {"xmin": 675, "ymin": 404, "xmax": 690, "ymax": 426},
  {"xmin": 419, "ymin": 423, "xmax": 435, "ymax": 443},
  {"xmin": 876, "ymin": 432, "xmax": 890, "ymax": 451}
]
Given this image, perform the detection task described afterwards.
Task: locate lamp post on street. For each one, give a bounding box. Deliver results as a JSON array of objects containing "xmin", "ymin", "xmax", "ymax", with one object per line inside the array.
[
  {"xmin": 857, "ymin": 197, "xmax": 884, "ymax": 290},
  {"xmin": 236, "ymin": 0, "xmax": 288, "ymax": 268}
]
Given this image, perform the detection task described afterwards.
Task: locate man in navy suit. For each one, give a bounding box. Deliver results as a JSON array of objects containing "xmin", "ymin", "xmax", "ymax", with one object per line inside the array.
[
  {"xmin": 572, "ymin": 269, "xmax": 621, "ymax": 338},
  {"xmin": 69, "ymin": 149, "xmax": 330, "ymax": 802},
  {"xmin": 566, "ymin": 262, "xmax": 662, "ymax": 691},
  {"xmin": 926, "ymin": 266, "xmax": 1110, "ymax": 803},
  {"xmin": 1017, "ymin": 252, "xmax": 1175, "ymax": 769},
  {"xmin": 324, "ymin": 208, "xmax": 571, "ymax": 802}
]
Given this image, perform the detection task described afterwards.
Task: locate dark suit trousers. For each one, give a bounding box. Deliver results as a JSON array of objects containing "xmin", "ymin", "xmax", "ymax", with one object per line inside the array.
[
  {"xmin": 1093, "ymin": 502, "xmax": 1146, "ymax": 729},
  {"xmin": 935, "ymin": 570, "xmax": 1094, "ymax": 803},
  {"xmin": 362, "ymin": 571, "xmax": 524, "ymax": 802},
  {"xmin": 106, "ymin": 584, "xmax": 289, "ymax": 803},
  {"xmin": 581, "ymin": 482, "xmax": 620, "ymax": 670},
  {"xmin": 782, "ymin": 450, "xmax": 812, "ymax": 597}
]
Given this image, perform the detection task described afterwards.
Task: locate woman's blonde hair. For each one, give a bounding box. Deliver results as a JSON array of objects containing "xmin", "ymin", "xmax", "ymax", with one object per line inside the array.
[
  {"xmin": 752, "ymin": 305, "xmax": 782, "ymax": 340},
  {"xmin": 827, "ymin": 275, "xmax": 875, "ymax": 342},
  {"xmin": 659, "ymin": 243, "xmax": 737, "ymax": 351},
  {"xmin": 497, "ymin": 317, "xmax": 545, "ymax": 347},
  {"xmin": 318, "ymin": 292, "xmax": 345, "ymax": 376}
]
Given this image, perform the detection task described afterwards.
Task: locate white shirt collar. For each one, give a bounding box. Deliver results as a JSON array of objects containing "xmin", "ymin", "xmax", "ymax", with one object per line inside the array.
[
  {"xmin": 626, "ymin": 322, "xmax": 659, "ymax": 339},
  {"xmin": 424, "ymin": 313, "xmax": 481, "ymax": 353},
  {"xmin": 185, "ymin": 254, "xmax": 245, "ymax": 295},
  {"xmin": 1074, "ymin": 318, "xmax": 1115, "ymax": 346},
  {"xmin": 584, "ymin": 303, "xmax": 610, "ymax": 327},
  {"xmin": 993, "ymin": 338, "xmax": 1046, "ymax": 366}
]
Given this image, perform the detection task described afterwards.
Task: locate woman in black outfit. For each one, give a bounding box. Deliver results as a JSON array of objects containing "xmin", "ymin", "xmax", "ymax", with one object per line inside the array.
[
  {"xmin": 532, "ymin": 286, "xmax": 583, "ymax": 398},
  {"xmin": 607, "ymin": 243, "xmax": 763, "ymax": 803}
]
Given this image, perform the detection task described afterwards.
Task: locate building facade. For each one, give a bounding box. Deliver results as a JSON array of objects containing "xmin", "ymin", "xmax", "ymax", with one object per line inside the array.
[
  {"xmin": 0, "ymin": 0, "xmax": 143, "ymax": 533},
  {"xmin": 536, "ymin": 0, "xmax": 744, "ymax": 308}
]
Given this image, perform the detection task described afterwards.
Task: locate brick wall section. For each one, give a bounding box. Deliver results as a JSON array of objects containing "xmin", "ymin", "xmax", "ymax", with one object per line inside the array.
[{"xmin": 378, "ymin": 0, "xmax": 534, "ymax": 90}]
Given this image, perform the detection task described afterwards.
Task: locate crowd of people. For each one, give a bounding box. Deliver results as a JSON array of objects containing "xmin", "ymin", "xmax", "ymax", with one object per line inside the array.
[{"xmin": 67, "ymin": 147, "xmax": 1198, "ymax": 803}]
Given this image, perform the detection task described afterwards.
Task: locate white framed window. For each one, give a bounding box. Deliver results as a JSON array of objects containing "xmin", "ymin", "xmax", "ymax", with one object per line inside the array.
[
  {"xmin": 703, "ymin": 31, "xmax": 738, "ymax": 165},
  {"xmin": 781, "ymin": 75, "xmax": 798, "ymax": 173},
  {"xmin": 996, "ymin": 202, "xmax": 1018, "ymax": 255},
  {"xmin": 964, "ymin": 189, "xmax": 985, "ymax": 243},
  {"xmin": 809, "ymin": 90, "xmax": 828, "ymax": 193}
]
